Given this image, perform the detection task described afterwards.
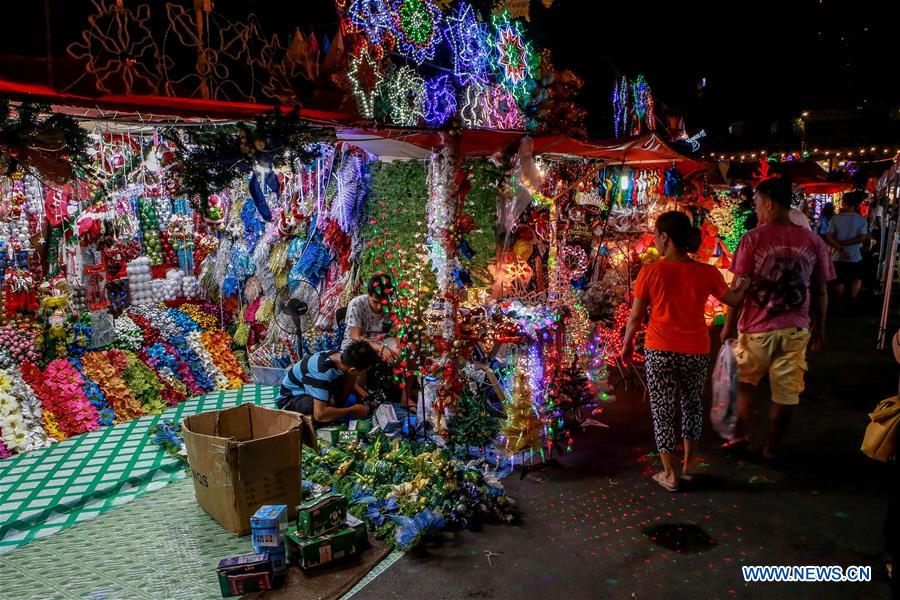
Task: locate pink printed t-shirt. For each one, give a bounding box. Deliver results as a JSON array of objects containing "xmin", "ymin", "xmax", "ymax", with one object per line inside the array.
[{"xmin": 730, "ymin": 223, "xmax": 836, "ymax": 334}]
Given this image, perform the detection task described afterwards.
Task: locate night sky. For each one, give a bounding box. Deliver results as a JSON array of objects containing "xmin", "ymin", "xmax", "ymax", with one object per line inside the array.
[{"xmin": 2, "ymin": 0, "xmax": 897, "ymax": 151}]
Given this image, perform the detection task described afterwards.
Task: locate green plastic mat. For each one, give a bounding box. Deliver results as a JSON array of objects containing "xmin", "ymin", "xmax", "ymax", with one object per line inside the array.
[
  {"xmin": 0, "ymin": 385, "xmax": 277, "ymax": 553},
  {"xmin": 0, "ymin": 478, "xmax": 251, "ymax": 599}
]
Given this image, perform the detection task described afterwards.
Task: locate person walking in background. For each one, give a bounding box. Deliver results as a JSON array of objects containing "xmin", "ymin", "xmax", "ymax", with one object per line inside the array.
[
  {"xmin": 621, "ymin": 211, "xmax": 748, "ymax": 492},
  {"xmin": 826, "ymin": 191, "xmax": 870, "ymax": 307},
  {"xmin": 722, "ymin": 177, "xmax": 835, "ymax": 460},
  {"xmin": 816, "ymin": 203, "xmax": 834, "ymax": 242}
]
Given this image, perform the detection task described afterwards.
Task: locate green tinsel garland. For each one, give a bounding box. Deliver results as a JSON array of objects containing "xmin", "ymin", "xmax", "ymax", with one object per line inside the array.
[
  {"xmin": 462, "ymin": 160, "xmax": 503, "ymax": 286},
  {"xmin": 359, "ymin": 161, "xmax": 433, "ymax": 286}
]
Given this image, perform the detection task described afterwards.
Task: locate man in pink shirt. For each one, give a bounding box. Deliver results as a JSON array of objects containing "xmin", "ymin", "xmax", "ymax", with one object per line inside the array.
[{"xmin": 722, "ymin": 177, "xmax": 836, "ymax": 459}]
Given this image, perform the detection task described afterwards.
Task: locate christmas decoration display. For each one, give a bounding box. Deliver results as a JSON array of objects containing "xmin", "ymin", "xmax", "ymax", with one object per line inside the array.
[
  {"xmin": 489, "ymin": 11, "xmax": 539, "ymax": 106},
  {"xmin": 391, "ymin": 0, "xmax": 443, "ymax": 65}
]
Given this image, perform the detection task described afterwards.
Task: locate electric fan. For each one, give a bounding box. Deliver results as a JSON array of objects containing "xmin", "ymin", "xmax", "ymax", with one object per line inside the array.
[{"xmin": 273, "ymin": 279, "xmax": 320, "ymax": 357}]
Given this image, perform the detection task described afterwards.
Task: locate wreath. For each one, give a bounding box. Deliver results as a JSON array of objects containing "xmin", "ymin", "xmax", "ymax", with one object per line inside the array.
[
  {"xmin": 0, "ymin": 101, "xmax": 90, "ymax": 183},
  {"xmin": 166, "ymin": 109, "xmax": 333, "ymax": 219}
]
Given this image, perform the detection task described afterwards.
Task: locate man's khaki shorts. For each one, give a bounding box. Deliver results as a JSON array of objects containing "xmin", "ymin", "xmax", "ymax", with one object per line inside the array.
[{"xmin": 735, "ymin": 327, "xmax": 811, "ymax": 405}]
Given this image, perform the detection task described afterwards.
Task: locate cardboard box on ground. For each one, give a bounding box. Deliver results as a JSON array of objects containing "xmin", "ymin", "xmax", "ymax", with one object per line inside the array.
[{"xmin": 182, "ymin": 404, "xmax": 316, "ymax": 535}]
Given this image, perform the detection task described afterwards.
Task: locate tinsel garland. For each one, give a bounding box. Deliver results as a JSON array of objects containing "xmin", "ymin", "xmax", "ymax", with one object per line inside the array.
[
  {"xmin": 186, "ymin": 331, "xmax": 229, "ymax": 390},
  {"xmin": 170, "ymin": 335, "xmax": 215, "ymax": 393},
  {"xmin": 302, "ymin": 436, "xmax": 515, "ymax": 550},
  {"xmin": 462, "ymin": 160, "xmax": 504, "ymax": 285},
  {"xmin": 199, "ymin": 330, "xmax": 248, "ymax": 389},
  {"xmin": 146, "ymin": 342, "xmax": 204, "ymax": 397},
  {"xmin": 41, "ymin": 359, "xmax": 100, "ymax": 437},
  {"xmin": 82, "ymin": 350, "xmax": 145, "ymax": 423}
]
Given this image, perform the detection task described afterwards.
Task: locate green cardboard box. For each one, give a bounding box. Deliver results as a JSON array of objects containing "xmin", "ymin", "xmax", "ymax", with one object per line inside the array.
[
  {"xmin": 287, "ymin": 515, "xmax": 369, "ymax": 569},
  {"xmin": 316, "ymin": 427, "xmax": 341, "ymax": 445},
  {"xmin": 296, "ymin": 493, "xmax": 347, "ymax": 538},
  {"xmin": 337, "ymin": 430, "xmax": 360, "ymax": 446}
]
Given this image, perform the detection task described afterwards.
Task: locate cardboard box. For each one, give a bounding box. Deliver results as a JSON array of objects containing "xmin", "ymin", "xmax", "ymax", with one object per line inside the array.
[
  {"xmin": 251, "ymin": 505, "xmax": 288, "ymax": 552},
  {"xmin": 183, "ymin": 404, "xmax": 314, "ymax": 535},
  {"xmin": 338, "ymin": 430, "xmax": 360, "ymax": 446},
  {"xmin": 287, "ymin": 515, "xmax": 369, "ymax": 569},
  {"xmin": 216, "ymin": 553, "xmax": 270, "ymax": 597},
  {"xmin": 268, "ymin": 548, "xmax": 288, "ymax": 573},
  {"xmin": 316, "ymin": 426, "xmax": 341, "ymax": 445},
  {"xmin": 296, "ymin": 493, "xmax": 347, "ymax": 538},
  {"xmin": 227, "ymin": 572, "xmax": 273, "ymax": 596}
]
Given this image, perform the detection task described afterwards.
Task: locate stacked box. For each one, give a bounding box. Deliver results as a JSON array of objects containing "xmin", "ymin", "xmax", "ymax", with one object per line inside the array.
[
  {"xmin": 296, "ymin": 493, "xmax": 347, "ymax": 538},
  {"xmin": 287, "ymin": 515, "xmax": 369, "ymax": 569},
  {"xmin": 216, "ymin": 553, "xmax": 272, "ymax": 597},
  {"xmin": 337, "ymin": 430, "xmax": 360, "ymax": 446},
  {"xmin": 250, "ymin": 505, "xmax": 289, "ymax": 574},
  {"xmin": 316, "ymin": 427, "xmax": 341, "ymax": 445}
]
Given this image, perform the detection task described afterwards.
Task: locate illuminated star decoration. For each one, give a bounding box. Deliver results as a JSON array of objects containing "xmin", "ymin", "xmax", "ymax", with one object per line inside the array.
[
  {"xmin": 391, "ymin": 0, "xmax": 443, "ymax": 65},
  {"xmin": 348, "ymin": 46, "xmax": 385, "ymax": 118},
  {"xmin": 489, "ymin": 11, "xmax": 538, "ymax": 106},
  {"xmin": 385, "ymin": 65, "xmax": 425, "ymax": 126},
  {"xmin": 423, "ymin": 75, "xmax": 458, "ymax": 127},
  {"xmin": 338, "ymin": 0, "xmax": 394, "ymax": 57},
  {"xmin": 483, "ymin": 84, "xmax": 524, "ymax": 129},
  {"xmin": 445, "ymin": 3, "xmax": 491, "ymax": 84}
]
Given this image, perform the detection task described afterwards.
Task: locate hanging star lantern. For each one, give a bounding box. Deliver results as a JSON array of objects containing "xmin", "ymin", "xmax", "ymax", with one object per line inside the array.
[{"xmin": 348, "ymin": 45, "xmax": 385, "ymax": 119}]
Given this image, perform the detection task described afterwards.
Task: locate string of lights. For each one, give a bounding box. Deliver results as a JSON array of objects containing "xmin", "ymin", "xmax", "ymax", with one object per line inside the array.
[{"xmin": 707, "ymin": 147, "xmax": 899, "ymax": 163}]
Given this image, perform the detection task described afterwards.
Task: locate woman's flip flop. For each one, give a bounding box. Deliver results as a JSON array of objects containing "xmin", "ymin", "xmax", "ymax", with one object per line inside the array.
[{"xmin": 653, "ymin": 472, "xmax": 678, "ymax": 492}]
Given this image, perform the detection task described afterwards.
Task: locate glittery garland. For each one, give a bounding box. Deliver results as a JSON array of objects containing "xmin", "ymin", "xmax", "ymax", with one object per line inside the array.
[
  {"xmin": 187, "ymin": 331, "xmax": 229, "ymax": 390},
  {"xmin": 199, "ymin": 330, "xmax": 249, "ymax": 389}
]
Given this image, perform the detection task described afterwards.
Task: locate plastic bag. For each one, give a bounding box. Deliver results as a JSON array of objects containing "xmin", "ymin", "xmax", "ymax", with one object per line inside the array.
[{"xmin": 711, "ymin": 339, "xmax": 739, "ymax": 440}]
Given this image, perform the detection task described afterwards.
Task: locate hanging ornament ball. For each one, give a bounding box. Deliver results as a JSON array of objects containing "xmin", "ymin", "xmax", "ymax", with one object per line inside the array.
[{"xmin": 513, "ymin": 239, "xmax": 532, "ymax": 261}]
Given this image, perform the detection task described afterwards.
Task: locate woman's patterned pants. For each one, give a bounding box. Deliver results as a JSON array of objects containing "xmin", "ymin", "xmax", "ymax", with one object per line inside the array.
[{"xmin": 644, "ymin": 349, "xmax": 710, "ymax": 454}]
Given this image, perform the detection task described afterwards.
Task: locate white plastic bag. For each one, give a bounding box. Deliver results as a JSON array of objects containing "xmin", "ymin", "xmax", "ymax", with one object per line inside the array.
[{"xmin": 711, "ymin": 339, "xmax": 739, "ymax": 440}]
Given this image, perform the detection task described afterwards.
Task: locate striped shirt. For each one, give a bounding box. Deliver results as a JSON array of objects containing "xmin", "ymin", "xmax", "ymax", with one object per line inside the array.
[{"xmin": 279, "ymin": 352, "xmax": 342, "ymax": 402}]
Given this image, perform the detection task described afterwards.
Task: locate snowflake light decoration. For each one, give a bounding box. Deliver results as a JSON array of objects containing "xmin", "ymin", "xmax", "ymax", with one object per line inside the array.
[
  {"xmin": 66, "ymin": 0, "xmax": 163, "ymax": 94},
  {"xmin": 337, "ymin": 0, "xmax": 395, "ymax": 56},
  {"xmin": 391, "ymin": 0, "xmax": 443, "ymax": 64},
  {"xmin": 348, "ymin": 45, "xmax": 385, "ymax": 119},
  {"xmin": 489, "ymin": 11, "xmax": 538, "ymax": 106},
  {"xmin": 423, "ymin": 75, "xmax": 458, "ymax": 127},
  {"xmin": 445, "ymin": 3, "xmax": 491, "ymax": 85},
  {"xmin": 631, "ymin": 74, "xmax": 655, "ymax": 133},
  {"xmin": 385, "ymin": 65, "xmax": 425, "ymax": 126}
]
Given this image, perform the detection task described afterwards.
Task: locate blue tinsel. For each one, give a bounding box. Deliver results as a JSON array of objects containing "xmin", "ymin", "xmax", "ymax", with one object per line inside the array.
[{"xmin": 388, "ymin": 510, "xmax": 446, "ymax": 550}]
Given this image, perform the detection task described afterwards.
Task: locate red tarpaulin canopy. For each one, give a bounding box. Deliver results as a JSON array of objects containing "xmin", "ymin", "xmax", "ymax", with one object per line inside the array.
[{"xmin": 2, "ymin": 78, "xmax": 707, "ymax": 170}]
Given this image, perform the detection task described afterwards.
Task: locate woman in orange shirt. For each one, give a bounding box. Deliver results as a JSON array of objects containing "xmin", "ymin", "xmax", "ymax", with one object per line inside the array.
[{"xmin": 621, "ymin": 211, "xmax": 747, "ymax": 492}]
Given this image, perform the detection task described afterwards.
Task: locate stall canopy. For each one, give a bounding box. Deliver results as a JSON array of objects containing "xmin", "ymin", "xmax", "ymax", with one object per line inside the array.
[
  {"xmin": 3, "ymin": 78, "xmax": 707, "ymax": 169},
  {"xmin": 723, "ymin": 158, "xmax": 851, "ymax": 193}
]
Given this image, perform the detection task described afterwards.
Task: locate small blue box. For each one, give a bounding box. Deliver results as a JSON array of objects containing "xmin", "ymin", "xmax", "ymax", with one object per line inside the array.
[
  {"xmin": 250, "ymin": 505, "xmax": 288, "ymax": 531},
  {"xmin": 252, "ymin": 528, "xmax": 283, "ymax": 550},
  {"xmin": 268, "ymin": 548, "xmax": 288, "ymax": 573}
]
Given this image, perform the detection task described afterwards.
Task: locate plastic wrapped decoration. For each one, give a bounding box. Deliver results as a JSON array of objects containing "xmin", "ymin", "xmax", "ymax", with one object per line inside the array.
[{"xmin": 664, "ymin": 166, "xmax": 683, "ymax": 198}]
